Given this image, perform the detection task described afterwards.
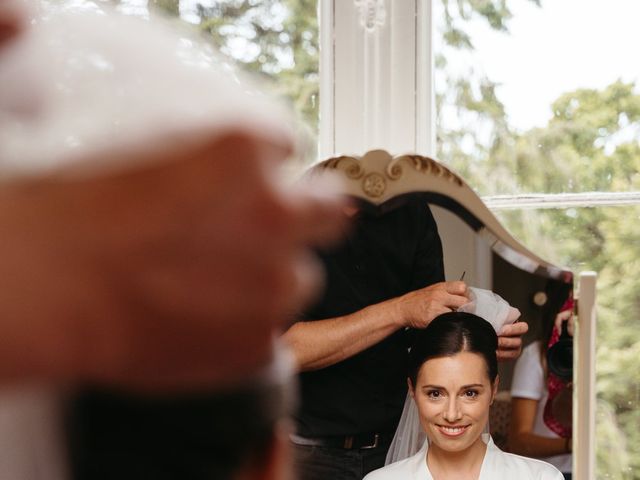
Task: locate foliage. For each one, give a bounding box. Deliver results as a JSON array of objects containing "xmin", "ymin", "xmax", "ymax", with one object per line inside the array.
[
  {"xmin": 194, "ymin": 0, "xmax": 319, "ymax": 130},
  {"xmin": 492, "ymin": 78, "xmax": 640, "ymax": 480},
  {"xmin": 432, "ymin": 19, "xmax": 640, "ymax": 477}
]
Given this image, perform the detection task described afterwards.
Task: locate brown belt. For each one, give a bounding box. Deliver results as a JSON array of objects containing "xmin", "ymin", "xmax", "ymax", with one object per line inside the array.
[{"xmin": 290, "ymin": 432, "xmax": 393, "ymax": 450}]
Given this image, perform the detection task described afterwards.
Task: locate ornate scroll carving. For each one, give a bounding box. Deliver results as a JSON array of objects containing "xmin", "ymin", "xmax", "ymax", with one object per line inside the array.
[
  {"xmin": 386, "ymin": 155, "xmax": 464, "ymax": 187},
  {"xmin": 316, "ymin": 151, "xmax": 465, "ymax": 200},
  {"xmin": 323, "ymin": 155, "xmax": 366, "ymax": 179}
]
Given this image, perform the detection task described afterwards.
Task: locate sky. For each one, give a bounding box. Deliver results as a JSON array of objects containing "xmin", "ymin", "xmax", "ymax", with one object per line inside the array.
[{"xmin": 455, "ymin": 0, "xmax": 640, "ymax": 131}]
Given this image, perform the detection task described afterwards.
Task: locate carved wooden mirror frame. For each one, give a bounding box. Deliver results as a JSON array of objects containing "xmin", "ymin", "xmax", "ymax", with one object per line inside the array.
[{"xmin": 310, "ymin": 149, "xmax": 572, "ymax": 281}]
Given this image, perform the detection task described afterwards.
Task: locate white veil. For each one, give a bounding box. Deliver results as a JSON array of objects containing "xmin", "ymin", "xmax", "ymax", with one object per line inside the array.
[
  {"xmin": 384, "ymin": 390, "xmax": 428, "ymax": 464},
  {"xmin": 384, "ymin": 287, "xmax": 521, "ymax": 465}
]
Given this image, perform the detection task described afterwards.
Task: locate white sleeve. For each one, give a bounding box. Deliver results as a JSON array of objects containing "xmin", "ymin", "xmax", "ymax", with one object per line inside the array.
[
  {"xmin": 510, "ymin": 342, "xmax": 544, "ymax": 401},
  {"xmin": 363, "ymin": 468, "xmax": 389, "ymax": 480},
  {"xmin": 541, "ymin": 463, "xmax": 566, "ymax": 480}
]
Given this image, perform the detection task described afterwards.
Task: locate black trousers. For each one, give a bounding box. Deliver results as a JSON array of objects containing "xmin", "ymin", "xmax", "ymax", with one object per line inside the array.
[{"xmin": 291, "ymin": 441, "xmax": 390, "ymax": 480}]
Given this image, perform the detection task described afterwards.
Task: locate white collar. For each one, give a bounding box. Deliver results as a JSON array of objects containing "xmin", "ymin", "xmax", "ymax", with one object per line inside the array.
[{"xmin": 414, "ymin": 434, "xmax": 495, "ymax": 480}]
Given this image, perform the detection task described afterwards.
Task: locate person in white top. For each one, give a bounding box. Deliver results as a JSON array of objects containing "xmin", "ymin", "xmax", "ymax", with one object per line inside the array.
[
  {"xmin": 365, "ymin": 312, "xmax": 563, "ymax": 480},
  {"xmin": 510, "ymin": 310, "xmax": 573, "ymax": 478}
]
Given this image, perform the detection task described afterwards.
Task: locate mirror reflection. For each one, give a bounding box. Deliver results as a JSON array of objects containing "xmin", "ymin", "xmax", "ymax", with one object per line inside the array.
[{"xmin": 287, "ymin": 152, "xmax": 574, "ymax": 480}]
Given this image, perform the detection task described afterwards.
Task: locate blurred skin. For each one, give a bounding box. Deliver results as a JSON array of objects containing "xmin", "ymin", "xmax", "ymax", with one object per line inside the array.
[
  {"xmin": 409, "ymin": 352, "xmax": 498, "ymax": 477},
  {"xmin": 0, "ymin": 127, "xmax": 347, "ymax": 391},
  {"xmin": 0, "ymin": 3, "xmax": 347, "ymax": 391}
]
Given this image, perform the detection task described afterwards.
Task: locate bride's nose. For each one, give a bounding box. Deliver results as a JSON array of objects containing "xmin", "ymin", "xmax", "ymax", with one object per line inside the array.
[{"xmin": 442, "ymin": 397, "xmax": 462, "ymax": 422}]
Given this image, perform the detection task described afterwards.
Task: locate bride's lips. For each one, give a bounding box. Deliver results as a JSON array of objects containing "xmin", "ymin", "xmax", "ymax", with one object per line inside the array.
[{"xmin": 436, "ymin": 424, "xmax": 470, "ymax": 437}]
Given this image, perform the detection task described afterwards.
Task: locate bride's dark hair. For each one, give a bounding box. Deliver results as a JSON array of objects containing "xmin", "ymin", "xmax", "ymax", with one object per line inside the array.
[{"xmin": 408, "ymin": 311, "xmax": 498, "ymax": 386}]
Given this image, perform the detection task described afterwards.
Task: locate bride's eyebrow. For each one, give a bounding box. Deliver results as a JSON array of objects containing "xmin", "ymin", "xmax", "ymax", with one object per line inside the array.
[
  {"xmin": 459, "ymin": 384, "xmax": 484, "ymax": 390},
  {"xmin": 420, "ymin": 383, "xmax": 485, "ymax": 390}
]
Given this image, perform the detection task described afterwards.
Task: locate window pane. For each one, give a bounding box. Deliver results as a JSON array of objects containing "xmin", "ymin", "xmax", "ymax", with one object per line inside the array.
[
  {"xmin": 434, "ymin": 0, "xmax": 640, "ymax": 196},
  {"xmin": 113, "ymin": 0, "xmax": 319, "ymax": 158},
  {"xmin": 495, "ymin": 205, "xmax": 640, "ymax": 479}
]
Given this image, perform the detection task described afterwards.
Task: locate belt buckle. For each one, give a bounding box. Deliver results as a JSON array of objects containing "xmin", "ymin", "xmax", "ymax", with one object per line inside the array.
[{"xmin": 360, "ymin": 433, "xmax": 379, "ymax": 449}]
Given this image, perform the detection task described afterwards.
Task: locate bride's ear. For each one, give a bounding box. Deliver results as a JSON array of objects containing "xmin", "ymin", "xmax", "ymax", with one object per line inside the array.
[
  {"xmin": 490, "ymin": 375, "xmax": 500, "ymax": 404},
  {"xmin": 407, "ymin": 378, "xmax": 415, "ymax": 399}
]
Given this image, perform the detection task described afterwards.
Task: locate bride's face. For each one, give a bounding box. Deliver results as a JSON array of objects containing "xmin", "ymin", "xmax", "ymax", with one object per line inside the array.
[{"xmin": 411, "ymin": 351, "xmax": 498, "ymax": 454}]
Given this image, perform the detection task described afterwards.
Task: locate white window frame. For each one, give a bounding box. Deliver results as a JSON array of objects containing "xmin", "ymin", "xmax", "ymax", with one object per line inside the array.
[
  {"xmin": 318, "ymin": 1, "xmax": 598, "ymax": 476},
  {"xmin": 319, "ymin": 0, "xmax": 434, "ymax": 157}
]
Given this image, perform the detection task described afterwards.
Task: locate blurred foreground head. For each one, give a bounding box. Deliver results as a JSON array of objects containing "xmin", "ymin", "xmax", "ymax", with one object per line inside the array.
[
  {"xmin": 0, "ymin": 1, "xmax": 346, "ymax": 390},
  {"xmin": 68, "ymin": 344, "xmax": 297, "ymax": 480}
]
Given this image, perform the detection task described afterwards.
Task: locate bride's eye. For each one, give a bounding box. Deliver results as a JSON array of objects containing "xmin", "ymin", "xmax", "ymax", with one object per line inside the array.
[
  {"xmin": 426, "ymin": 390, "xmax": 442, "ymax": 399},
  {"xmin": 462, "ymin": 389, "xmax": 478, "ymax": 399}
]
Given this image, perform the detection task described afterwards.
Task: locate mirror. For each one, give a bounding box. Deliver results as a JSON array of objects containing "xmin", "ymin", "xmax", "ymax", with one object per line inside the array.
[{"xmin": 306, "ymin": 150, "xmax": 574, "ymax": 475}]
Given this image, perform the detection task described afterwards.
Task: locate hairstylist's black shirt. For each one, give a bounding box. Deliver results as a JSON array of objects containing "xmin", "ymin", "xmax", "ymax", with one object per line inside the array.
[{"xmin": 295, "ymin": 194, "xmax": 445, "ymax": 437}]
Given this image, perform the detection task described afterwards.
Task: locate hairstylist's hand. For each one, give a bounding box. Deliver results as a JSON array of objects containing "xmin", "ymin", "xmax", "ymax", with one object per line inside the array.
[
  {"xmin": 397, "ymin": 281, "xmax": 470, "ymax": 329},
  {"xmin": 496, "ymin": 321, "xmax": 529, "ymax": 361},
  {"xmin": 0, "ymin": 129, "xmax": 347, "ymax": 391}
]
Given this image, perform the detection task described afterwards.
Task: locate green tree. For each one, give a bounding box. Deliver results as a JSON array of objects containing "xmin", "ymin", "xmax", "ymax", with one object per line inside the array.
[
  {"xmin": 195, "ymin": 0, "xmax": 318, "ymax": 129},
  {"xmin": 435, "ymin": 0, "xmax": 540, "ymax": 195},
  {"xmin": 494, "ymin": 81, "xmax": 640, "ymax": 479}
]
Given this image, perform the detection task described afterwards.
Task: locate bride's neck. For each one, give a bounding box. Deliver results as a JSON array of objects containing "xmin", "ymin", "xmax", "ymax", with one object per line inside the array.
[{"xmin": 426, "ymin": 437, "xmax": 487, "ymax": 480}]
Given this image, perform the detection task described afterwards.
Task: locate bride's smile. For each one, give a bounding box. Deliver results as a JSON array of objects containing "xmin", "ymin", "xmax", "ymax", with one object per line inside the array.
[{"xmin": 436, "ymin": 424, "xmax": 470, "ymax": 437}]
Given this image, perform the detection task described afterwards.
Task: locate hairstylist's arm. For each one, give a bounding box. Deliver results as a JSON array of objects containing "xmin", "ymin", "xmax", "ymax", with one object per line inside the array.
[{"xmin": 284, "ymin": 281, "xmax": 469, "ymax": 371}]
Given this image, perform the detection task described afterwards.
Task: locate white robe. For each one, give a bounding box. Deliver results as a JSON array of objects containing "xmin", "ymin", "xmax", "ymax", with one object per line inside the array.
[{"xmin": 365, "ymin": 435, "xmax": 564, "ymax": 480}]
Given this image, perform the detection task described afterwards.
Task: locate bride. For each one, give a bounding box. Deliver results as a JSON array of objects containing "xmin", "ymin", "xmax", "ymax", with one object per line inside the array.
[{"xmin": 364, "ymin": 312, "xmax": 563, "ymax": 480}]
